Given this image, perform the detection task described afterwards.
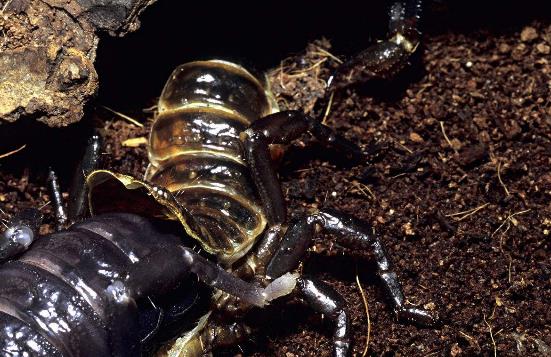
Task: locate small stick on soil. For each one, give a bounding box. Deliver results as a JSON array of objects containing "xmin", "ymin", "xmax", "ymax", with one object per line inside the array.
[
  {"xmin": 313, "ymin": 47, "xmax": 343, "ymax": 64},
  {"xmin": 350, "ymin": 180, "xmax": 376, "ymax": 200},
  {"xmin": 355, "ymin": 273, "xmax": 371, "ymax": 357},
  {"xmin": 483, "ymin": 314, "xmax": 497, "ymax": 357},
  {"xmin": 496, "ymin": 161, "xmax": 510, "ymax": 196},
  {"xmin": 288, "ymin": 58, "xmax": 327, "ymax": 78},
  {"xmin": 101, "ymin": 105, "xmax": 144, "ymax": 127},
  {"xmin": 459, "ymin": 331, "xmax": 475, "ymax": 342},
  {"xmin": 491, "ymin": 209, "xmax": 531, "ymax": 237},
  {"xmin": 508, "ymin": 256, "xmax": 513, "ymax": 283},
  {"xmin": 392, "ymin": 137, "xmax": 413, "ymax": 154},
  {"xmin": 446, "ymin": 203, "xmax": 489, "ymax": 221},
  {"xmin": 322, "ymin": 91, "xmax": 335, "ymax": 125},
  {"xmin": 0, "ymin": 144, "xmax": 26, "ymax": 159},
  {"xmin": 439, "ymin": 121, "xmax": 458, "ymax": 155},
  {"xmin": 0, "ymin": 0, "xmax": 12, "ymax": 15}
]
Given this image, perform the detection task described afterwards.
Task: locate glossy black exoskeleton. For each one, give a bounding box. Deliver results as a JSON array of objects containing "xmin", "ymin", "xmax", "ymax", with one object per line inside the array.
[{"xmin": 0, "ymin": 206, "xmax": 294, "ymax": 356}]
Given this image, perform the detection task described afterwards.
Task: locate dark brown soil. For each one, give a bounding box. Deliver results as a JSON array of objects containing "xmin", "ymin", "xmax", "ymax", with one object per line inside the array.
[{"xmin": 0, "ymin": 12, "xmax": 550, "ymax": 357}]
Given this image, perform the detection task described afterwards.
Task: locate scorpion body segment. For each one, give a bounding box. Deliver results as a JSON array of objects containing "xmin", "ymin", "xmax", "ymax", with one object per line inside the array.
[
  {"xmin": 146, "ymin": 60, "xmax": 278, "ymax": 263},
  {"xmin": 0, "ymin": 213, "xmax": 199, "ymax": 356},
  {"xmin": 0, "ymin": 212, "xmax": 280, "ymax": 356}
]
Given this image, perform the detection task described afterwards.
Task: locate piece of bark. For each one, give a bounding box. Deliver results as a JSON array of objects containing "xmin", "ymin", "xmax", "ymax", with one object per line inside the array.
[{"xmin": 0, "ymin": 0, "xmax": 156, "ymax": 126}]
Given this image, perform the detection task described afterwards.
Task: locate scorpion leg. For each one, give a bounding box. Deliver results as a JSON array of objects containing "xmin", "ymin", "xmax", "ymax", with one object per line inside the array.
[
  {"xmin": 331, "ymin": 0, "xmax": 423, "ymax": 88},
  {"xmin": 47, "ymin": 168, "xmax": 68, "ymax": 230},
  {"xmin": 238, "ymin": 110, "xmax": 364, "ymax": 277},
  {"xmin": 266, "ymin": 209, "xmax": 439, "ymax": 327},
  {"xmin": 298, "ymin": 277, "xmax": 350, "ymax": 357},
  {"xmin": 125, "ymin": 247, "xmax": 296, "ymax": 307},
  {"xmin": 0, "ymin": 134, "xmax": 99, "ymax": 258},
  {"xmin": 0, "ymin": 208, "xmax": 42, "ymax": 262},
  {"xmin": 47, "ymin": 133, "xmax": 102, "ymax": 230},
  {"xmin": 241, "ymin": 110, "xmax": 364, "ymax": 226},
  {"xmin": 67, "ymin": 132, "xmax": 102, "ymax": 223}
]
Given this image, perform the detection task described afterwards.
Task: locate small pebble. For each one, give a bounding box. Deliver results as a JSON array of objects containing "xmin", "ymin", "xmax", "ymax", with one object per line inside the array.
[
  {"xmin": 536, "ymin": 43, "xmax": 550, "ymax": 54},
  {"xmin": 498, "ymin": 43, "xmax": 510, "ymax": 53},
  {"xmin": 520, "ymin": 26, "xmax": 538, "ymax": 42},
  {"xmin": 409, "ymin": 132, "xmax": 424, "ymax": 143},
  {"xmin": 403, "ymin": 222, "xmax": 415, "ymax": 236}
]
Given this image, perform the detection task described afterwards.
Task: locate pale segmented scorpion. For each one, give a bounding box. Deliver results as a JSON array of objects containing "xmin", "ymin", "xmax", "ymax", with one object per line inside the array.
[{"xmin": 0, "ymin": 1, "xmax": 437, "ymax": 355}]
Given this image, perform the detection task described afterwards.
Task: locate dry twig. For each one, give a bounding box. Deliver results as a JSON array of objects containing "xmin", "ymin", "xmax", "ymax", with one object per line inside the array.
[
  {"xmin": 446, "ymin": 203, "xmax": 489, "ymax": 221},
  {"xmin": 483, "ymin": 314, "xmax": 497, "ymax": 357},
  {"xmin": 439, "ymin": 121, "xmax": 458, "ymax": 155},
  {"xmin": 491, "ymin": 209, "xmax": 531, "ymax": 237},
  {"xmin": 496, "ymin": 161, "xmax": 510, "ymax": 196},
  {"xmin": 313, "ymin": 46, "xmax": 343, "ymax": 64},
  {"xmin": 0, "ymin": 144, "xmax": 26, "ymax": 159},
  {"xmin": 356, "ymin": 274, "xmax": 371, "ymax": 357},
  {"xmin": 322, "ymin": 91, "xmax": 335, "ymax": 125},
  {"xmin": 101, "ymin": 105, "xmax": 144, "ymax": 127}
]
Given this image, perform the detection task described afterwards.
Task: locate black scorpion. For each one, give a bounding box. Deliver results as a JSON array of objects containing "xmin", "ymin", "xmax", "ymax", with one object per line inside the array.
[{"xmin": 0, "ymin": 1, "xmax": 437, "ymax": 356}]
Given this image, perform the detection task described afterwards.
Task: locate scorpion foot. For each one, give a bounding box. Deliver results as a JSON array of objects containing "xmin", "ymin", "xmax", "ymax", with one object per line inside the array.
[{"xmin": 396, "ymin": 306, "xmax": 440, "ymax": 327}]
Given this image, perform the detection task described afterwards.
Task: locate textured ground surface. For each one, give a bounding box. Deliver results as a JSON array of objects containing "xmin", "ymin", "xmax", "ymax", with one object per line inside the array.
[{"xmin": 0, "ymin": 7, "xmax": 549, "ymax": 357}]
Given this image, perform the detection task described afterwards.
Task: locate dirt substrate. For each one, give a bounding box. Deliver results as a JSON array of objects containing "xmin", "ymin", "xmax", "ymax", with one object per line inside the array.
[{"xmin": 0, "ymin": 17, "xmax": 550, "ymax": 357}]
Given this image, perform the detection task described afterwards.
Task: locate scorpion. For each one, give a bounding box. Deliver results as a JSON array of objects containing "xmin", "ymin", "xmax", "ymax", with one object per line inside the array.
[{"xmin": 0, "ymin": 1, "xmax": 438, "ymax": 356}]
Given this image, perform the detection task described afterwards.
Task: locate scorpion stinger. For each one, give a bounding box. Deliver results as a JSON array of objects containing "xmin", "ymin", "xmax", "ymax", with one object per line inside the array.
[{"xmin": 331, "ymin": 0, "xmax": 423, "ymax": 89}]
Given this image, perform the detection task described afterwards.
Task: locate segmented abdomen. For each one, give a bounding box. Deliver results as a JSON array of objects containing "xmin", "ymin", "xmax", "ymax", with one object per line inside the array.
[
  {"xmin": 146, "ymin": 60, "xmax": 278, "ymax": 263},
  {"xmin": 0, "ymin": 213, "xmax": 193, "ymax": 356}
]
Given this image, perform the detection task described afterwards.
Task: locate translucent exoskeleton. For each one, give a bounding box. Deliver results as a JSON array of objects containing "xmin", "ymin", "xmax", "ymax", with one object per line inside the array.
[{"xmin": 146, "ymin": 60, "xmax": 279, "ymax": 263}]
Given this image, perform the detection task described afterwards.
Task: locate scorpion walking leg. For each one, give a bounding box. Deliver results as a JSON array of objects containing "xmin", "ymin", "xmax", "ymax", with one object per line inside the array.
[
  {"xmin": 332, "ymin": 0, "xmax": 423, "ymax": 88},
  {"xmin": 67, "ymin": 132, "xmax": 102, "ymax": 223},
  {"xmin": 1, "ymin": 134, "xmax": 101, "ymax": 259},
  {"xmin": 122, "ymin": 244, "xmax": 272, "ymax": 307},
  {"xmin": 239, "ymin": 110, "xmax": 364, "ymax": 276},
  {"xmin": 266, "ymin": 209, "xmax": 439, "ymax": 327},
  {"xmin": 298, "ymin": 277, "xmax": 350, "ymax": 357},
  {"xmin": 47, "ymin": 133, "xmax": 102, "ymax": 230},
  {"xmin": 47, "ymin": 168, "xmax": 68, "ymax": 230},
  {"xmin": 241, "ymin": 110, "xmax": 364, "ymax": 226}
]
